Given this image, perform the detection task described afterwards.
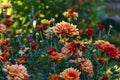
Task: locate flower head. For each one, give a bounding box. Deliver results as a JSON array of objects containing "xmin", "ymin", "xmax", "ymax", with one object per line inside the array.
[
  {"xmin": 63, "ymin": 9, "xmax": 78, "ymax": 20},
  {"xmin": 31, "ymin": 42, "xmax": 37, "ymax": 49},
  {"xmin": 1, "ymin": 4, "xmax": 12, "ymax": 9},
  {"xmin": 60, "ymin": 67, "xmax": 81, "ymax": 80},
  {"xmin": 62, "ymin": 42, "xmax": 77, "ymax": 55},
  {"xmin": 0, "ymin": 52, "xmax": 9, "ymax": 61},
  {"xmin": 95, "ymin": 40, "xmax": 120, "ymax": 59},
  {"xmin": 98, "ymin": 23, "xmax": 104, "ymax": 30},
  {"xmin": 80, "ymin": 58, "xmax": 94, "ymax": 76},
  {"xmin": 41, "ymin": 19, "xmax": 50, "ymax": 26},
  {"xmin": 27, "ymin": 36, "xmax": 33, "ymax": 41},
  {"xmin": 86, "ymin": 28, "xmax": 94, "ymax": 36},
  {"xmin": 6, "ymin": 19, "xmax": 13, "ymax": 26},
  {"xmin": 37, "ymin": 24, "xmax": 44, "ymax": 30},
  {"xmin": 5, "ymin": 64, "xmax": 29, "ymax": 80},
  {"xmin": 103, "ymin": 44, "xmax": 119, "ymax": 59},
  {"xmin": 48, "ymin": 51, "xmax": 65, "ymax": 62},
  {"xmin": 0, "ymin": 24, "xmax": 6, "ymax": 33},
  {"xmin": 55, "ymin": 21, "xmax": 79, "ymax": 37},
  {"xmin": 16, "ymin": 29, "xmax": 22, "ymax": 35},
  {"xmin": 0, "ymin": 38, "xmax": 10, "ymax": 46},
  {"xmin": 95, "ymin": 40, "xmax": 109, "ymax": 49},
  {"xmin": 102, "ymin": 76, "xmax": 109, "ymax": 80}
]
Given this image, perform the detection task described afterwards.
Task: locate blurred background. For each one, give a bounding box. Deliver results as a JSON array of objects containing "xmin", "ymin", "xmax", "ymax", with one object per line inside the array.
[{"xmin": 0, "ymin": 0, "xmax": 120, "ymax": 48}]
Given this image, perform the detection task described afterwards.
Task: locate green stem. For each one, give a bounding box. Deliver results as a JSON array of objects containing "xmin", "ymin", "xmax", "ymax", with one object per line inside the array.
[
  {"xmin": 53, "ymin": 62, "xmax": 56, "ymax": 74},
  {"xmin": 40, "ymin": 31, "xmax": 44, "ymax": 41},
  {"xmin": 98, "ymin": 31, "xmax": 102, "ymax": 40}
]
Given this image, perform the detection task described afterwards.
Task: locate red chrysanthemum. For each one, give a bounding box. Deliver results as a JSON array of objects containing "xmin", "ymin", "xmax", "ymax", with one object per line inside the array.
[
  {"xmin": 102, "ymin": 76, "xmax": 109, "ymax": 80},
  {"xmin": 37, "ymin": 24, "xmax": 44, "ymax": 30},
  {"xmin": 6, "ymin": 19, "xmax": 13, "ymax": 26},
  {"xmin": 95, "ymin": 40, "xmax": 120, "ymax": 59},
  {"xmin": 103, "ymin": 44, "xmax": 119, "ymax": 59},
  {"xmin": 98, "ymin": 23, "xmax": 104, "ymax": 30},
  {"xmin": 31, "ymin": 42, "xmax": 37, "ymax": 49},
  {"xmin": 86, "ymin": 28, "xmax": 94, "ymax": 36},
  {"xmin": 27, "ymin": 36, "xmax": 33, "ymax": 41},
  {"xmin": 48, "ymin": 51, "xmax": 65, "ymax": 62},
  {"xmin": 0, "ymin": 52, "xmax": 9, "ymax": 61},
  {"xmin": 62, "ymin": 42, "xmax": 77, "ymax": 55}
]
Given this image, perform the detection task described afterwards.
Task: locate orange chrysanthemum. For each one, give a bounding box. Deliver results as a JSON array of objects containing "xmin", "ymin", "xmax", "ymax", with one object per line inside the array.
[
  {"xmin": 80, "ymin": 58, "xmax": 94, "ymax": 76},
  {"xmin": 63, "ymin": 9, "xmax": 78, "ymax": 20},
  {"xmin": 55, "ymin": 21, "xmax": 79, "ymax": 37},
  {"xmin": 60, "ymin": 68, "xmax": 81, "ymax": 80},
  {"xmin": 48, "ymin": 51, "xmax": 65, "ymax": 62}
]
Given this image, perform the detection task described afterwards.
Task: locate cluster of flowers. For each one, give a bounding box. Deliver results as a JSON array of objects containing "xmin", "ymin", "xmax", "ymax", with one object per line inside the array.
[
  {"xmin": 95, "ymin": 40, "xmax": 119, "ymax": 59},
  {"xmin": 0, "ymin": 1, "xmax": 120, "ymax": 80}
]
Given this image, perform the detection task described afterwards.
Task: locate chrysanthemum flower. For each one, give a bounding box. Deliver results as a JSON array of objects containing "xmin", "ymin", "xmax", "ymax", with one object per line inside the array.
[
  {"xmin": 98, "ymin": 23, "xmax": 104, "ymax": 30},
  {"xmin": 41, "ymin": 19, "xmax": 50, "ymax": 26},
  {"xmin": 44, "ymin": 27, "xmax": 55, "ymax": 37},
  {"xmin": 103, "ymin": 44, "xmax": 119, "ymax": 59},
  {"xmin": 55, "ymin": 21, "xmax": 79, "ymax": 37},
  {"xmin": 95, "ymin": 40, "xmax": 119, "ymax": 59},
  {"xmin": 60, "ymin": 67, "xmax": 81, "ymax": 80},
  {"xmin": 62, "ymin": 42, "xmax": 77, "ymax": 55},
  {"xmin": 6, "ymin": 64, "xmax": 29, "ymax": 80},
  {"xmin": 16, "ymin": 29, "xmax": 22, "ymax": 35},
  {"xmin": 31, "ymin": 42, "xmax": 37, "ymax": 49},
  {"xmin": 6, "ymin": 19, "xmax": 13, "ymax": 26},
  {"xmin": 37, "ymin": 24, "xmax": 44, "ymax": 30},
  {"xmin": 102, "ymin": 76, "xmax": 109, "ymax": 80},
  {"xmin": 0, "ymin": 24, "xmax": 6, "ymax": 33},
  {"xmin": 95, "ymin": 40, "xmax": 109, "ymax": 49},
  {"xmin": 27, "ymin": 36, "xmax": 33, "ymax": 41},
  {"xmin": 86, "ymin": 28, "xmax": 94, "ymax": 36},
  {"xmin": 48, "ymin": 51, "xmax": 65, "ymax": 62},
  {"xmin": 46, "ymin": 48, "xmax": 57, "ymax": 54},
  {"xmin": 0, "ymin": 52, "xmax": 9, "ymax": 61},
  {"xmin": 63, "ymin": 9, "xmax": 78, "ymax": 20},
  {"xmin": 1, "ymin": 4, "xmax": 12, "ymax": 9},
  {"xmin": 80, "ymin": 58, "xmax": 94, "ymax": 76}
]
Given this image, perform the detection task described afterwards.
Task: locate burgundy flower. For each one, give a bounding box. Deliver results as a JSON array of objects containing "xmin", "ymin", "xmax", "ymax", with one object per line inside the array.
[
  {"xmin": 6, "ymin": 19, "xmax": 13, "ymax": 26},
  {"xmin": 81, "ymin": 45, "xmax": 88, "ymax": 51},
  {"xmin": 98, "ymin": 24, "xmax": 104, "ymax": 30},
  {"xmin": 27, "ymin": 36, "xmax": 33, "ymax": 41},
  {"xmin": 37, "ymin": 24, "xmax": 44, "ymax": 30},
  {"xmin": 4, "ymin": 14, "xmax": 10, "ymax": 18},
  {"xmin": 31, "ymin": 42, "xmax": 37, "ymax": 49},
  {"xmin": 86, "ymin": 28, "xmax": 94, "ymax": 36},
  {"xmin": 46, "ymin": 48, "xmax": 57, "ymax": 54},
  {"xmin": 103, "ymin": 44, "xmax": 119, "ymax": 59},
  {"xmin": 102, "ymin": 76, "xmax": 109, "ymax": 80},
  {"xmin": 35, "ymin": 14, "xmax": 40, "ymax": 19}
]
